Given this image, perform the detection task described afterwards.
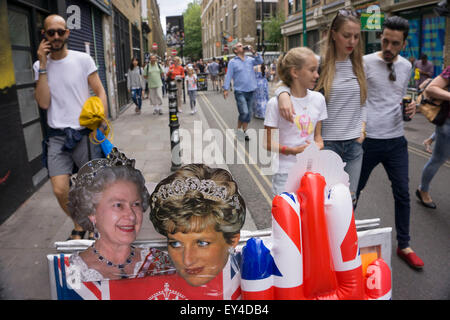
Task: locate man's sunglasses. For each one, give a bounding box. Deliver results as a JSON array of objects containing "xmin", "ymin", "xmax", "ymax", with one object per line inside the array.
[
  {"xmin": 45, "ymin": 29, "xmax": 67, "ymax": 37},
  {"xmin": 387, "ymin": 62, "xmax": 396, "ymax": 81}
]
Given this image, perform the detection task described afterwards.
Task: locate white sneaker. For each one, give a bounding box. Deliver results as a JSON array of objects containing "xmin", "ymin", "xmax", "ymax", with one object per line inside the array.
[
  {"xmin": 190, "ymin": 109, "xmax": 195, "ymax": 115},
  {"xmin": 236, "ymin": 129, "xmax": 245, "ymax": 141}
]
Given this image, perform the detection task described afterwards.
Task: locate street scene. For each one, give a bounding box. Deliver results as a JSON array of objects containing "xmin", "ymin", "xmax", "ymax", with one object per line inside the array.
[{"xmin": 0, "ymin": 0, "xmax": 449, "ymax": 302}]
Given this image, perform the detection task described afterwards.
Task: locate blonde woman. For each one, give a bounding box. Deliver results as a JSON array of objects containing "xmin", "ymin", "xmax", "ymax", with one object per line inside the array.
[
  {"xmin": 275, "ymin": 9, "xmax": 367, "ymax": 205},
  {"xmin": 167, "ymin": 56, "xmax": 185, "ymax": 113}
]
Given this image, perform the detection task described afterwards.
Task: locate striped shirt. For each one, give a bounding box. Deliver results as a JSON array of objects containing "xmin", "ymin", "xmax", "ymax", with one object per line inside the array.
[
  {"xmin": 321, "ymin": 58, "xmax": 366, "ymax": 140},
  {"xmin": 275, "ymin": 58, "xmax": 366, "ymax": 140}
]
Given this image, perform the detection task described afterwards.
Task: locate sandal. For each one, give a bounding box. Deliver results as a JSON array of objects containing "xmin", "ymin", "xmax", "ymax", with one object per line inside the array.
[{"xmin": 67, "ymin": 229, "xmax": 86, "ymax": 240}]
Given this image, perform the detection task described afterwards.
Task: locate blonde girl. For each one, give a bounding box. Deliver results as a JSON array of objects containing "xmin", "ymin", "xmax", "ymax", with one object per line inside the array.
[{"xmin": 264, "ymin": 47, "xmax": 327, "ymax": 196}]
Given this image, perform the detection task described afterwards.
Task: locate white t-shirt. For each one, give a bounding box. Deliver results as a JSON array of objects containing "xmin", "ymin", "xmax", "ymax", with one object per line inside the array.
[
  {"xmin": 186, "ymin": 74, "xmax": 197, "ymax": 91},
  {"xmin": 33, "ymin": 50, "xmax": 98, "ymax": 130},
  {"xmin": 264, "ymin": 90, "xmax": 327, "ymax": 173},
  {"xmin": 363, "ymin": 52, "xmax": 412, "ymax": 139}
]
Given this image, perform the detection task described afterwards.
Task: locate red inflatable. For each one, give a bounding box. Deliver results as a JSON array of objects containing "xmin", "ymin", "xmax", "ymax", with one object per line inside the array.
[{"xmin": 241, "ymin": 172, "xmax": 391, "ymax": 300}]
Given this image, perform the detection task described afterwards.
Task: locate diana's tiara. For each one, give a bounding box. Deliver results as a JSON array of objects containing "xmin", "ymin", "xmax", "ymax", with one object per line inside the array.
[{"xmin": 151, "ymin": 177, "xmax": 241, "ymax": 210}]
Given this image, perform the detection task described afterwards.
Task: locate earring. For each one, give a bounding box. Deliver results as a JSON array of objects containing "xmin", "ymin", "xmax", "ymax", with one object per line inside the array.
[{"xmin": 92, "ymin": 222, "xmax": 100, "ymax": 240}]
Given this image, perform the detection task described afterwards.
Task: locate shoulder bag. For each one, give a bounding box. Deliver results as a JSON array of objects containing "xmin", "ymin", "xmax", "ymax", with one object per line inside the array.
[{"xmin": 416, "ymin": 79, "xmax": 449, "ymax": 126}]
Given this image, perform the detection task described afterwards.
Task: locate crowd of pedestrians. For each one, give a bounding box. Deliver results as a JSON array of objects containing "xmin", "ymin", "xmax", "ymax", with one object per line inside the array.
[{"xmin": 34, "ymin": 12, "xmax": 449, "ymax": 279}]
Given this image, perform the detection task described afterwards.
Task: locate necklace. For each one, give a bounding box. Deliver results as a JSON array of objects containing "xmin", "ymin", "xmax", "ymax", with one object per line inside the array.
[{"xmin": 92, "ymin": 243, "xmax": 136, "ymax": 279}]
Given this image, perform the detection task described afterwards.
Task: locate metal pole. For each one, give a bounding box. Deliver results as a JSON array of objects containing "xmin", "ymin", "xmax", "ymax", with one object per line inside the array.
[
  {"xmin": 261, "ymin": 0, "xmax": 265, "ymax": 57},
  {"xmin": 168, "ymin": 80, "xmax": 182, "ymax": 171},
  {"xmin": 302, "ymin": 0, "xmax": 307, "ymax": 46}
]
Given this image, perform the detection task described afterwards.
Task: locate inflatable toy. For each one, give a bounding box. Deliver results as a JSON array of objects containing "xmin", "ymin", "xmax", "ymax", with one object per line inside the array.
[{"xmin": 241, "ymin": 144, "xmax": 392, "ymax": 300}]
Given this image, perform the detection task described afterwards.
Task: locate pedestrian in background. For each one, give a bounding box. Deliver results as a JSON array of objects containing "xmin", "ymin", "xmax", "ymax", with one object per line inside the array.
[
  {"xmin": 416, "ymin": 65, "xmax": 450, "ymax": 209},
  {"xmin": 223, "ymin": 43, "xmax": 263, "ymax": 141},
  {"xmin": 414, "ymin": 53, "xmax": 434, "ymax": 89},
  {"xmin": 167, "ymin": 56, "xmax": 185, "ymax": 113},
  {"xmin": 253, "ymin": 63, "xmax": 269, "ymax": 119},
  {"xmin": 127, "ymin": 57, "xmax": 145, "ymax": 115},
  {"xmin": 34, "ymin": 14, "xmax": 106, "ymax": 240},
  {"xmin": 355, "ymin": 16, "xmax": 424, "ymax": 269},
  {"xmin": 218, "ymin": 58, "xmax": 226, "ymax": 92},
  {"xmin": 186, "ymin": 67, "xmax": 198, "ymax": 115},
  {"xmin": 207, "ymin": 57, "xmax": 220, "ymax": 91},
  {"xmin": 144, "ymin": 54, "xmax": 164, "ymax": 115},
  {"xmin": 275, "ymin": 9, "xmax": 367, "ymax": 206}
]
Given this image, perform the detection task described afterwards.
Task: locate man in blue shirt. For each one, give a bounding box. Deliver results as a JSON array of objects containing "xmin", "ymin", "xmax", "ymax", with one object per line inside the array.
[{"xmin": 223, "ymin": 42, "xmax": 263, "ymax": 140}]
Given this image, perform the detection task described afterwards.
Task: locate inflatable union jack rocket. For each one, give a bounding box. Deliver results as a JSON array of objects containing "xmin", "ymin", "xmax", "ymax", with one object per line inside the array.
[{"xmin": 241, "ymin": 172, "xmax": 391, "ymax": 300}]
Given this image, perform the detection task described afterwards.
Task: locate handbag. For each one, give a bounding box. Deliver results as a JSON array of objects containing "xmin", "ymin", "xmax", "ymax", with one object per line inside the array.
[
  {"xmin": 416, "ymin": 80, "xmax": 449, "ymax": 126},
  {"xmin": 79, "ymin": 96, "xmax": 113, "ymax": 144}
]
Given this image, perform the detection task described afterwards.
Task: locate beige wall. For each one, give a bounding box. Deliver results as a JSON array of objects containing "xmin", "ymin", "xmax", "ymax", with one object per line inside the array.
[{"xmin": 111, "ymin": 0, "xmax": 143, "ymax": 61}]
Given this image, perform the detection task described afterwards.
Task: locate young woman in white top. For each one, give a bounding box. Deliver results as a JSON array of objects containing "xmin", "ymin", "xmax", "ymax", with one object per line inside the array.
[
  {"xmin": 264, "ymin": 47, "xmax": 327, "ymax": 196},
  {"xmin": 276, "ymin": 10, "xmax": 367, "ymax": 205}
]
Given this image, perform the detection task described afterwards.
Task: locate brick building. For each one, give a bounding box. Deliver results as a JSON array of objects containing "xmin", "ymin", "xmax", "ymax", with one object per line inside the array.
[{"xmin": 201, "ymin": 0, "xmax": 280, "ymax": 59}]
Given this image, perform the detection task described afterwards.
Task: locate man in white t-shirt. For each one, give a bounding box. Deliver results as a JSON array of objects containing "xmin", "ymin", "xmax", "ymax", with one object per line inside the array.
[
  {"xmin": 34, "ymin": 14, "xmax": 107, "ymax": 240},
  {"xmin": 355, "ymin": 16, "xmax": 424, "ymax": 270}
]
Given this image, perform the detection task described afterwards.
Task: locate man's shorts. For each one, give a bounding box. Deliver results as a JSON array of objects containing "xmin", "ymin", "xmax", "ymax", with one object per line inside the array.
[
  {"xmin": 210, "ymin": 74, "xmax": 217, "ymax": 81},
  {"xmin": 47, "ymin": 135, "xmax": 103, "ymax": 177}
]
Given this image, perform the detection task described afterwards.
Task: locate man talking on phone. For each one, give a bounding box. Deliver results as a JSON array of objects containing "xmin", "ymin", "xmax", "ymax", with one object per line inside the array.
[
  {"xmin": 33, "ymin": 14, "xmax": 107, "ymax": 240},
  {"xmin": 223, "ymin": 42, "xmax": 263, "ymax": 141}
]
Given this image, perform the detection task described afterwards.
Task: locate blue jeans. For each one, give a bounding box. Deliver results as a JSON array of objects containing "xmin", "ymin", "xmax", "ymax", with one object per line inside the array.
[
  {"xmin": 234, "ymin": 90, "xmax": 254, "ymax": 123},
  {"xmin": 188, "ymin": 90, "xmax": 197, "ymax": 110},
  {"xmin": 131, "ymin": 88, "xmax": 142, "ymax": 110},
  {"xmin": 324, "ymin": 139, "xmax": 363, "ymax": 203},
  {"xmin": 356, "ymin": 136, "xmax": 411, "ymax": 249},
  {"xmin": 420, "ymin": 118, "xmax": 450, "ymax": 192}
]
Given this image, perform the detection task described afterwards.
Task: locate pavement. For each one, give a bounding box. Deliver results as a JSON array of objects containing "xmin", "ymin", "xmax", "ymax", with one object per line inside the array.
[{"xmin": 0, "ymin": 94, "xmax": 257, "ymax": 300}]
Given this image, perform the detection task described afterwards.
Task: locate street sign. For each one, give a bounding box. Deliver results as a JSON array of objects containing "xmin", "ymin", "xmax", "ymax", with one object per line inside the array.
[
  {"xmin": 171, "ymin": 49, "xmax": 177, "ymax": 56},
  {"xmin": 152, "ymin": 42, "xmax": 158, "ymax": 50},
  {"xmin": 361, "ymin": 12, "xmax": 384, "ymax": 30}
]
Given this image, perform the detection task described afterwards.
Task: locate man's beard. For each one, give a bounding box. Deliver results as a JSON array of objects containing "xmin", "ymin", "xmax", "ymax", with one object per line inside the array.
[
  {"xmin": 382, "ymin": 50, "xmax": 397, "ymax": 63},
  {"xmin": 50, "ymin": 39, "xmax": 67, "ymax": 51}
]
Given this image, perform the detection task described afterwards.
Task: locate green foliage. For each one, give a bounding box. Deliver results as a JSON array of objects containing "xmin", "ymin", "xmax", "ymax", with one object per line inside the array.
[
  {"xmin": 183, "ymin": 0, "xmax": 202, "ymax": 60},
  {"xmin": 264, "ymin": 10, "xmax": 284, "ymax": 51}
]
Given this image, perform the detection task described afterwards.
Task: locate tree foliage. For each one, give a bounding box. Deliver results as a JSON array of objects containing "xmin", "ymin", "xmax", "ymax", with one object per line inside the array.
[
  {"xmin": 183, "ymin": 0, "xmax": 202, "ymax": 60},
  {"xmin": 264, "ymin": 10, "xmax": 284, "ymax": 52}
]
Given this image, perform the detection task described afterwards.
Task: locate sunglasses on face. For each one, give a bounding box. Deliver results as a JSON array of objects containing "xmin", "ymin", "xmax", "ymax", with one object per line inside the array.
[
  {"xmin": 45, "ymin": 29, "xmax": 67, "ymax": 37},
  {"xmin": 387, "ymin": 62, "xmax": 396, "ymax": 81}
]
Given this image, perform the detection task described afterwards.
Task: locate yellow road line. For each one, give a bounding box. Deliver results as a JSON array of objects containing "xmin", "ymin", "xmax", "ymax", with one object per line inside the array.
[{"xmin": 199, "ymin": 93, "xmax": 273, "ymax": 205}]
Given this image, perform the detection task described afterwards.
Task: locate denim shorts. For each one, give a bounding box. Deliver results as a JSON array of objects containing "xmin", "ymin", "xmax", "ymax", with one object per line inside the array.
[{"xmin": 234, "ymin": 90, "xmax": 254, "ymax": 123}]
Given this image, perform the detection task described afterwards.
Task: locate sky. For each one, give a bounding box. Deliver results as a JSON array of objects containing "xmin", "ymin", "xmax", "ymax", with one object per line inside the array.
[{"xmin": 158, "ymin": 0, "xmax": 192, "ymax": 35}]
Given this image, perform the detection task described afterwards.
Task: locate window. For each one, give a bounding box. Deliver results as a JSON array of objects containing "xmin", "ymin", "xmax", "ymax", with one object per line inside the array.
[{"xmin": 288, "ymin": 0, "xmax": 294, "ymax": 15}]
